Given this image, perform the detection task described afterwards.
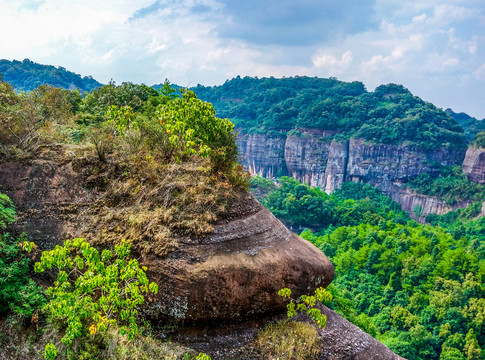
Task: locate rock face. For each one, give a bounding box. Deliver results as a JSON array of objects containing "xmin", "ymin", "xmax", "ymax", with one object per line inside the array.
[
  {"xmin": 463, "ymin": 146, "xmax": 485, "ymax": 184},
  {"xmin": 237, "ymin": 133, "xmax": 287, "ymax": 178},
  {"xmin": 238, "ymin": 131, "xmax": 468, "ymax": 219},
  {"xmin": 317, "ymin": 304, "xmax": 405, "ymax": 360},
  {"xmin": 0, "ymin": 145, "xmax": 334, "ymax": 321},
  {"xmin": 145, "ymin": 200, "xmax": 334, "ymax": 320}
]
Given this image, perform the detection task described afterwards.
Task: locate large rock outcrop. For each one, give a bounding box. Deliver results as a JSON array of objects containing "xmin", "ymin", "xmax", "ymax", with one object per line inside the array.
[
  {"xmin": 238, "ymin": 131, "xmax": 468, "ymax": 220},
  {"xmin": 463, "ymin": 146, "xmax": 485, "ymax": 184},
  {"xmin": 0, "ymin": 144, "xmax": 334, "ymax": 321},
  {"xmin": 0, "ymin": 144, "xmax": 405, "ymax": 359},
  {"xmin": 144, "ymin": 199, "xmax": 334, "ymax": 320}
]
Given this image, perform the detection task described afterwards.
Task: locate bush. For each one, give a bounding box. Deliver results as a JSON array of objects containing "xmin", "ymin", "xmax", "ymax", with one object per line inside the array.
[
  {"xmin": 0, "ymin": 192, "xmax": 45, "ymax": 318},
  {"xmin": 34, "ymin": 238, "xmax": 158, "ymax": 357},
  {"xmin": 157, "ymin": 90, "xmax": 238, "ymax": 171}
]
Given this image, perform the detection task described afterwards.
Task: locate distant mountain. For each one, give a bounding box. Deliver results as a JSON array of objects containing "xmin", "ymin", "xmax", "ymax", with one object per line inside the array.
[
  {"xmin": 446, "ymin": 108, "xmax": 485, "ymax": 142},
  {"xmin": 0, "ymin": 59, "xmax": 102, "ymax": 92}
]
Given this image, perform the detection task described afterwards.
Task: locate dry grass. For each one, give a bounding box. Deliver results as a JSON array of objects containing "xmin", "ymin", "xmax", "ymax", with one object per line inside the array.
[
  {"xmin": 83, "ymin": 152, "xmax": 246, "ymax": 256},
  {"xmin": 253, "ymin": 320, "xmax": 322, "ymax": 360}
]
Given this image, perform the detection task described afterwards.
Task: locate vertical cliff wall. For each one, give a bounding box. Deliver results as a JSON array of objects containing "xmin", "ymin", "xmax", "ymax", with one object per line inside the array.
[
  {"xmin": 238, "ymin": 133, "xmax": 288, "ymax": 178},
  {"xmin": 237, "ymin": 131, "xmax": 468, "ymax": 220},
  {"xmin": 463, "ymin": 146, "xmax": 485, "ymax": 184}
]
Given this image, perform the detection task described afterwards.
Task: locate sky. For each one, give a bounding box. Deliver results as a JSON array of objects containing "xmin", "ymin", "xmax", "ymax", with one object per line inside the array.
[{"xmin": 0, "ymin": 0, "xmax": 484, "ymax": 118}]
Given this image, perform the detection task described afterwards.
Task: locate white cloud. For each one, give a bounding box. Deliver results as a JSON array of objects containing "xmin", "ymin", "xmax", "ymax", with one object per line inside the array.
[
  {"xmin": 0, "ymin": 0, "xmax": 484, "ymax": 118},
  {"xmin": 474, "ymin": 63, "xmax": 485, "ymax": 79},
  {"xmin": 311, "ymin": 51, "xmax": 353, "ymax": 76}
]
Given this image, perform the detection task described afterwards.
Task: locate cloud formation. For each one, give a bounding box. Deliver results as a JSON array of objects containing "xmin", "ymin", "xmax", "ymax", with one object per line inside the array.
[{"xmin": 0, "ymin": 0, "xmax": 484, "ymax": 118}]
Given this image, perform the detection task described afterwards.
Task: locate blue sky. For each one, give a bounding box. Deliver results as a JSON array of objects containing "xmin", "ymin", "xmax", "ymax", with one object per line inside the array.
[{"xmin": 1, "ymin": 0, "xmax": 484, "ymax": 118}]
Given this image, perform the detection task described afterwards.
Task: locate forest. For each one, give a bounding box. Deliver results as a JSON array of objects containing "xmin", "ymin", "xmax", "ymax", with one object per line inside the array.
[
  {"xmin": 191, "ymin": 76, "xmax": 485, "ymax": 150},
  {"xmin": 0, "ymin": 59, "xmax": 102, "ymax": 93},
  {"xmin": 251, "ymin": 176, "xmax": 484, "ymax": 360}
]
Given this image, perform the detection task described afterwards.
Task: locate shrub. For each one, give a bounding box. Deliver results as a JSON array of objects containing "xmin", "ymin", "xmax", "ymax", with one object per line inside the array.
[
  {"xmin": 278, "ymin": 287, "xmax": 332, "ymax": 329},
  {"xmin": 34, "ymin": 238, "xmax": 158, "ymax": 357},
  {"xmin": 0, "ymin": 192, "xmax": 45, "ymax": 318},
  {"xmin": 157, "ymin": 90, "xmax": 238, "ymax": 171}
]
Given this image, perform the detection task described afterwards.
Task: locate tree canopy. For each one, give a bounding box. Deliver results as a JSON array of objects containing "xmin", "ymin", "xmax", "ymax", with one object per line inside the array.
[{"xmin": 192, "ymin": 76, "xmax": 468, "ymax": 150}]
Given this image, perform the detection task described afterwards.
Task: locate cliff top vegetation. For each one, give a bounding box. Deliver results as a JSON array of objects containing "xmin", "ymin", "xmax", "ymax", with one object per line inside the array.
[
  {"xmin": 192, "ymin": 76, "xmax": 468, "ymax": 150},
  {"xmin": 0, "ymin": 78, "xmax": 248, "ymax": 255}
]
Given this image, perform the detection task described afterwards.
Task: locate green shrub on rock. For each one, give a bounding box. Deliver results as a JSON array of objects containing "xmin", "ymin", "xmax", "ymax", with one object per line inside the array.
[{"xmin": 35, "ymin": 238, "xmax": 158, "ymax": 358}]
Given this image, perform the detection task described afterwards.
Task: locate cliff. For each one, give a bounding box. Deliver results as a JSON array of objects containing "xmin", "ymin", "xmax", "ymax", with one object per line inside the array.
[
  {"xmin": 0, "ymin": 144, "xmax": 403, "ymax": 359},
  {"xmin": 463, "ymin": 146, "xmax": 485, "ymax": 184},
  {"xmin": 238, "ymin": 131, "xmax": 468, "ymax": 220}
]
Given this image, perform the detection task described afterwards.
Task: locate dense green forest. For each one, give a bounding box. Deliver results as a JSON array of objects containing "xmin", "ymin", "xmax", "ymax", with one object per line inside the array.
[
  {"xmin": 251, "ymin": 176, "xmax": 485, "ymax": 360},
  {"xmin": 0, "ymin": 59, "xmax": 102, "ymax": 93},
  {"xmin": 191, "ymin": 76, "xmax": 470, "ymax": 150}
]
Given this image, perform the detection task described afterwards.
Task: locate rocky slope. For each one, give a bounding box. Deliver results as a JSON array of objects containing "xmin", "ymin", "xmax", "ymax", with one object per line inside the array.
[
  {"xmin": 238, "ymin": 131, "xmax": 468, "ymax": 220},
  {"xmin": 0, "ymin": 144, "xmax": 403, "ymax": 359}
]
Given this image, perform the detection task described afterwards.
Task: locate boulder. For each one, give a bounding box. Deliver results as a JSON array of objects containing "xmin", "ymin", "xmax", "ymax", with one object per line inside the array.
[{"xmin": 143, "ymin": 196, "xmax": 335, "ymax": 320}]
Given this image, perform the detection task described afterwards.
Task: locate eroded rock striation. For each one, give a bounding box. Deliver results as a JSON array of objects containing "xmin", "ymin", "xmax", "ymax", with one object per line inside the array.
[
  {"xmin": 463, "ymin": 146, "xmax": 485, "ymax": 184},
  {"xmin": 0, "ymin": 144, "xmax": 334, "ymax": 321},
  {"xmin": 145, "ymin": 200, "xmax": 334, "ymax": 320},
  {"xmin": 238, "ymin": 131, "xmax": 468, "ymax": 220}
]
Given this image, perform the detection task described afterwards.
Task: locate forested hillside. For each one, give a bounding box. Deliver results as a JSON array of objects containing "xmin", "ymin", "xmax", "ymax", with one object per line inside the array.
[
  {"xmin": 251, "ymin": 176, "xmax": 485, "ymax": 360},
  {"xmin": 446, "ymin": 109, "xmax": 485, "ymax": 142},
  {"xmin": 192, "ymin": 76, "xmax": 470, "ymax": 150},
  {"xmin": 0, "ymin": 59, "xmax": 102, "ymax": 93}
]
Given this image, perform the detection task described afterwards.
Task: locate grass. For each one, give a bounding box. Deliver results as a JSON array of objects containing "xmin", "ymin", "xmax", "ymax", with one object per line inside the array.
[
  {"xmin": 83, "ymin": 152, "xmax": 246, "ymax": 256},
  {"xmin": 253, "ymin": 320, "xmax": 322, "ymax": 360}
]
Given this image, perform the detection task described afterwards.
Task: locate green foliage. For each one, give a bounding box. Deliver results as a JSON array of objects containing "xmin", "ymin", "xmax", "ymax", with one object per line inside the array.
[
  {"xmin": 253, "ymin": 176, "xmax": 408, "ymax": 231},
  {"xmin": 0, "ymin": 80, "xmax": 78, "ymax": 159},
  {"xmin": 406, "ymin": 167, "xmax": 485, "ymax": 205},
  {"xmin": 157, "ymin": 90, "xmax": 238, "ymax": 170},
  {"xmin": 34, "ymin": 238, "xmax": 158, "ymax": 355},
  {"xmin": 301, "ymin": 221, "xmax": 484, "ymax": 360},
  {"xmin": 0, "ymin": 59, "xmax": 102, "ymax": 93},
  {"xmin": 195, "ymin": 353, "xmax": 211, "ymax": 360},
  {"xmin": 0, "ymin": 192, "xmax": 46, "ymax": 318},
  {"xmin": 105, "ymin": 105, "xmax": 137, "ymax": 135},
  {"xmin": 80, "ymin": 82, "xmax": 159, "ymax": 122},
  {"xmin": 446, "ymin": 109, "xmax": 485, "ymax": 142},
  {"xmin": 473, "ymin": 131, "xmax": 485, "ymax": 148},
  {"xmin": 407, "ymin": 166, "xmax": 485, "ymax": 205},
  {"xmin": 278, "ymin": 287, "xmax": 332, "ymax": 329},
  {"xmin": 250, "ymin": 174, "xmax": 485, "ymax": 359},
  {"xmin": 44, "ymin": 343, "xmax": 58, "ymax": 360},
  {"xmin": 192, "ymin": 77, "xmax": 467, "ymax": 150}
]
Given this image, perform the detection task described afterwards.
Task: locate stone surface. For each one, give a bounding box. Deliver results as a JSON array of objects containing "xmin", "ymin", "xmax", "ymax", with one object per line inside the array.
[
  {"xmin": 0, "ymin": 144, "xmax": 334, "ymax": 321},
  {"xmin": 237, "ymin": 131, "xmax": 468, "ymax": 220},
  {"xmin": 463, "ymin": 146, "xmax": 485, "ymax": 184},
  {"xmin": 237, "ymin": 133, "xmax": 288, "ymax": 178},
  {"xmin": 284, "ymin": 132, "xmax": 332, "ymax": 187},
  {"xmin": 144, "ymin": 200, "xmax": 334, "ymax": 320},
  {"xmin": 317, "ymin": 304, "xmax": 405, "ymax": 360}
]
